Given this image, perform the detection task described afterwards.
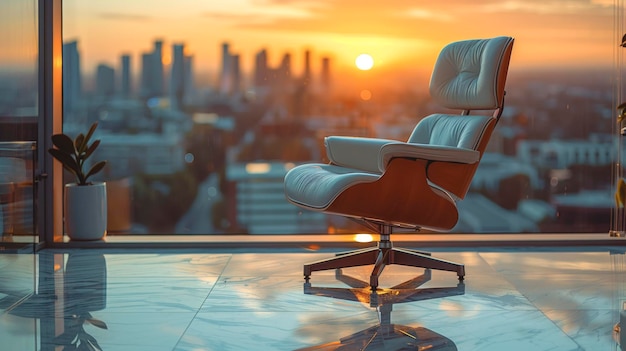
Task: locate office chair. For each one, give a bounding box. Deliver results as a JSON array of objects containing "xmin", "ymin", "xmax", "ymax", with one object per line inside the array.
[{"xmin": 284, "ymin": 36, "xmax": 514, "ymax": 289}]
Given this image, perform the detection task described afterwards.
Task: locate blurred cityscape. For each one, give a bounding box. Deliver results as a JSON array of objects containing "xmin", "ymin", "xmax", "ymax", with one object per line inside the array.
[{"xmin": 0, "ymin": 37, "xmax": 618, "ymax": 235}]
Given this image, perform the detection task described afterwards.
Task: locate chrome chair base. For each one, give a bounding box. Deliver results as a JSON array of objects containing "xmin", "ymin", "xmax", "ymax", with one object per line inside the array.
[{"xmin": 303, "ymin": 225, "xmax": 465, "ymax": 289}]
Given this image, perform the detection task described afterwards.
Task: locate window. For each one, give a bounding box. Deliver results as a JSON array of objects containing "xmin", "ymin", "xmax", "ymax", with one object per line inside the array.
[
  {"xmin": 62, "ymin": 1, "xmax": 616, "ymax": 235},
  {"xmin": 0, "ymin": 0, "xmax": 38, "ymax": 242}
]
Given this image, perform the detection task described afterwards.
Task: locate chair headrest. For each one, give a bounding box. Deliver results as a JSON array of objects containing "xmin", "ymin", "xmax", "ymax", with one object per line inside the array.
[{"xmin": 429, "ymin": 36, "xmax": 514, "ymax": 110}]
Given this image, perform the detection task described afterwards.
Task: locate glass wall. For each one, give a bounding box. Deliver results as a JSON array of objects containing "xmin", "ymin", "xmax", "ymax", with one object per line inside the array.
[
  {"xmin": 0, "ymin": 1, "xmax": 38, "ymax": 349},
  {"xmin": 0, "ymin": 0, "xmax": 39, "ymax": 246},
  {"xmin": 62, "ymin": 1, "xmax": 616, "ymax": 235}
]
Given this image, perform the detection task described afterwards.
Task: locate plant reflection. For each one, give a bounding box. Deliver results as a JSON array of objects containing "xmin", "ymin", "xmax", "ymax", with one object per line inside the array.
[
  {"xmin": 53, "ymin": 311, "xmax": 108, "ymax": 350},
  {"xmin": 8, "ymin": 252, "xmax": 108, "ymax": 351},
  {"xmin": 55, "ymin": 252, "xmax": 108, "ymax": 351},
  {"xmin": 296, "ymin": 269, "xmax": 463, "ymax": 350}
]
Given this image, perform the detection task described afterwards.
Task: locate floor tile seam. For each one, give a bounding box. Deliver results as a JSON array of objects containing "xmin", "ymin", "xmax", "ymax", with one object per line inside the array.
[
  {"xmin": 472, "ymin": 251, "xmax": 505, "ymax": 278},
  {"xmin": 474, "ymin": 253, "xmax": 552, "ymax": 313},
  {"xmin": 105, "ymin": 275, "xmax": 224, "ymax": 280},
  {"xmin": 0, "ymin": 292, "xmax": 35, "ymax": 317},
  {"xmin": 490, "ymin": 271, "xmax": 590, "ymax": 350},
  {"xmin": 480, "ymin": 271, "xmax": 621, "ymax": 276},
  {"xmin": 171, "ymin": 254, "xmax": 234, "ymax": 350}
]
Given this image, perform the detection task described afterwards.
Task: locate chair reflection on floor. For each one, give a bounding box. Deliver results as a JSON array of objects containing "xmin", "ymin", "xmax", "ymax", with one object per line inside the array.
[{"xmin": 296, "ymin": 269, "xmax": 463, "ymax": 351}]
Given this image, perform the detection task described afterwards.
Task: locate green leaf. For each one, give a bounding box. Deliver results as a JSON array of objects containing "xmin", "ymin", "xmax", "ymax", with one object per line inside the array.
[
  {"xmin": 51, "ymin": 134, "xmax": 76, "ymax": 154},
  {"xmin": 85, "ymin": 161, "xmax": 107, "ymax": 182},
  {"xmin": 85, "ymin": 318, "xmax": 108, "ymax": 330},
  {"xmin": 83, "ymin": 122, "xmax": 98, "ymax": 146},
  {"xmin": 48, "ymin": 148, "xmax": 81, "ymax": 178},
  {"xmin": 83, "ymin": 139, "xmax": 101, "ymax": 160},
  {"xmin": 49, "ymin": 122, "xmax": 105, "ymax": 186},
  {"xmin": 75, "ymin": 133, "xmax": 86, "ymax": 154}
]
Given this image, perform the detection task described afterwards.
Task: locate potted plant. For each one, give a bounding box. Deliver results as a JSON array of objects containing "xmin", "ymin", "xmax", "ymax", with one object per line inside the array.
[{"xmin": 48, "ymin": 122, "xmax": 108, "ymax": 240}]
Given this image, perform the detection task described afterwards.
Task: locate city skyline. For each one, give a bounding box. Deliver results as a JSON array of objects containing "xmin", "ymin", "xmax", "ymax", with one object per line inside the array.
[
  {"xmin": 63, "ymin": 38, "xmax": 336, "ymax": 94},
  {"xmin": 0, "ymin": 1, "xmax": 618, "ymax": 89},
  {"xmin": 60, "ymin": 0, "xmax": 615, "ymax": 83}
]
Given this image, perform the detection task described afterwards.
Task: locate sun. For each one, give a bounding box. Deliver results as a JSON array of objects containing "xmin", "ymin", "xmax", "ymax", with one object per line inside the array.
[{"xmin": 355, "ymin": 53, "xmax": 374, "ymax": 70}]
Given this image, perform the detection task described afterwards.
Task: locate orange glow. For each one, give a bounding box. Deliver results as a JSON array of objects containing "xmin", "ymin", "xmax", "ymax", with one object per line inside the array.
[
  {"xmin": 245, "ymin": 163, "xmax": 271, "ymax": 174},
  {"xmin": 354, "ymin": 234, "xmax": 373, "ymax": 243},
  {"xmin": 360, "ymin": 89, "xmax": 372, "ymax": 101},
  {"xmin": 162, "ymin": 53, "xmax": 171, "ymax": 66}
]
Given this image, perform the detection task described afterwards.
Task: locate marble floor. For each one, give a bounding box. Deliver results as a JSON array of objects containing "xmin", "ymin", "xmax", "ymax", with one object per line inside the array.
[{"xmin": 2, "ymin": 246, "xmax": 626, "ymax": 351}]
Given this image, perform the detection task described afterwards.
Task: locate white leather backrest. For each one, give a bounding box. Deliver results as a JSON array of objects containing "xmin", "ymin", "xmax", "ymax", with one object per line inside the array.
[{"xmin": 429, "ymin": 36, "xmax": 514, "ymax": 110}]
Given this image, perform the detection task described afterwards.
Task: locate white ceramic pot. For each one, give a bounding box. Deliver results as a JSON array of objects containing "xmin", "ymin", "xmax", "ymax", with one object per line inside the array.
[{"xmin": 65, "ymin": 182, "xmax": 107, "ymax": 241}]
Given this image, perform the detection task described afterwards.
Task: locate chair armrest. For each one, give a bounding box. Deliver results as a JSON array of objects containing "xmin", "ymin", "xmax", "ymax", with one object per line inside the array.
[
  {"xmin": 379, "ymin": 143, "xmax": 480, "ymax": 170},
  {"xmin": 325, "ymin": 136, "xmax": 396, "ymax": 173}
]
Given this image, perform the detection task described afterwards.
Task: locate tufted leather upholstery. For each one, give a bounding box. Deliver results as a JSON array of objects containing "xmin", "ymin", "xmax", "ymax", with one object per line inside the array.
[
  {"xmin": 283, "ymin": 36, "xmax": 514, "ymax": 288},
  {"xmin": 429, "ymin": 36, "xmax": 512, "ymax": 110}
]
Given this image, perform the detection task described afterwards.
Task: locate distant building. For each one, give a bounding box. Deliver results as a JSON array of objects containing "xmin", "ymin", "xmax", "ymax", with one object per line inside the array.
[
  {"xmin": 170, "ymin": 43, "xmax": 185, "ymax": 110},
  {"xmin": 152, "ymin": 40, "xmax": 164, "ymax": 96},
  {"xmin": 226, "ymin": 161, "xmax": 327, "ymax": 234},
  {"xmin": 254, "ymin": 49, "xmax": 269, "ymax": 88},
  {"xmin": 95, "ymin": 132, "xmax": 186, "ymax": 179},
  {"xmin": 303, "ymin": 50, "xmax": 311, "ymax": 86},
  {"xmin": 96, "ymin": 64, "xmax": 115, "ymax": 97},
  {"xmin": 231, "ymin": 54, "xmax": 241, "ymax": 95},
  {"xmin": 320, "ymin": 56, "xmax": 331, "ymax": 91},
  {"xmin": 140, "ymin": 40, "xmax": 164, "ymax": 99},
  {"xmin": 279, "ymin": 53, "xmax": 291, "ymax": 84},
  {"xmin": 170, "ymin": 43, "xmax": 195, "ymax": 110},
  {"xmin": 184, "ymin": 55, "xmax": 193, "ymax": 105},
  {"xmin": 120, "ymin": 54, "xmax": 131, "ymax": 98},
  {"xmin": 517, "ymin": 136, "xmax": 614, "ymax": 169},
  {"xmin": 216, "ymin": 42, "xmax": 243, "ymax": 96},
  {"xmin": 219, "ymin": 42, "xmax": 233, "ymax": 95},
  {"xmin": 62, "ymin": 40, "xmax": 82, "ymax": 113}
]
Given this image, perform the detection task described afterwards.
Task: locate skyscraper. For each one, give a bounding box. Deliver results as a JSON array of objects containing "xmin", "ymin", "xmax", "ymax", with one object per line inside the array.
[
  {"xmin": 120, "ymin": 54, "xmax": 131, "ymax": 98},
  {"xmin": 96, "ymin": 64, "xmax": 115, "ymax": 97},
  {"xmin": 280, "ymin": 53, "xmax": 291, "ymax": 80},
  {"xmin": 254, "ymin": 49, "xmax": 269, "ymax": 88},
  {"xmin": 321, "ymin": 56, "xmax": 331, "ymax": 91},
  {"xmin": 303, "ymin": 50, "xmax": 311, "ymax": 86},
  {"xmin": 140, "ymin": 53, "xmax": 153, "ymax": 99},
  {"xmin": 153, "ymin": 40, "xmax": 164, "ymax": 96},
  {"xmin": 184, "ymin": 55, "xmax": 194, "ymax": 105},
  {"xmin": 62, "ymin": 40, "xmax": 82, "ymax": 113},
  {"xmin": 170, "ymin": 43, "xmax": 185, "ymax": 110},
  {"xmin": 231, "ymin": 54, "xmax": 241, "ymax": 95},
  {"xmin": 219, "ymin": 42, "xmax": 232, "ymax": 95},
  {"xmin": 140, "ymin": 40, "xmax": 165, "ymax": 99}
]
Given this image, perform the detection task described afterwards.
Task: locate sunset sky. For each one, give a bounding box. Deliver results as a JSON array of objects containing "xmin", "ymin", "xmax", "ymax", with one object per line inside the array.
[{"xmin": 0, "ymin": 1, "xmax": 618, "ymax": 86}]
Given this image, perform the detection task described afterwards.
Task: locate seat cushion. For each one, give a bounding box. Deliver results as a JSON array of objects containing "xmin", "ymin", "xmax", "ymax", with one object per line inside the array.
[{"xmin": 284, "ymin": 163, "xmax": 379, "ymax": 209}]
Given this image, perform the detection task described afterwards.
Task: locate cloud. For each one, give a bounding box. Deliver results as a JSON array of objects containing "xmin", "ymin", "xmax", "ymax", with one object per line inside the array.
[
  {"xmin": 403, "ymin": 8, "xmax": 454, "ymax": 22},
  {"xmin": 202, "ymin": 0, "xmax": 318, "ymax": 21},
  {"xmin": 475, "ymin": 0, "xmax": 612, "ymax": 14},
  {"xmin": 98, "ymin": 12, "xmax": 152, "ymax": 21}
]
